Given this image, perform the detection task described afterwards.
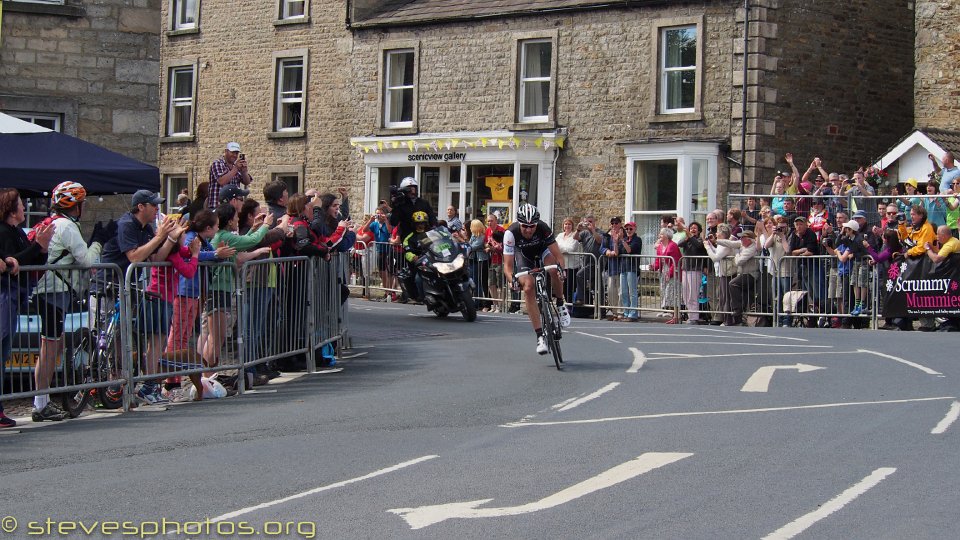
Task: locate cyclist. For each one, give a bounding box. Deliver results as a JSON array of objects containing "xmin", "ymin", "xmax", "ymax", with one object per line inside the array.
[
  {"xmin": 32, "ymin": 181, "xmax": 104, "ymax": 421},
  {"xmin": 503, "ymin": 203, "xmax": 571, "ymax": 355}
]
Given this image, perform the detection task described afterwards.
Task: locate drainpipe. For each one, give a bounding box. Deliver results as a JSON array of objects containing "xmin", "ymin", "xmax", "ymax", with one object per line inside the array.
[{"xmin": 741, "ymin": 0, "xmax": 749, "ymax": 195}]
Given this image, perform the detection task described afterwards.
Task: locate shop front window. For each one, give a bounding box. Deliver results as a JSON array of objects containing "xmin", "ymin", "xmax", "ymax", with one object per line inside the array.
[
  {"xmin": 471, "ymin": 164, "xmax": 515, "ymax": 224},
  {"xmin": 374, "ymin": 166, "xmax": 415, "ymax": 205},
  {"xmin": 519, "ymin": 164, "xmax": 539, "ymax": 208}
]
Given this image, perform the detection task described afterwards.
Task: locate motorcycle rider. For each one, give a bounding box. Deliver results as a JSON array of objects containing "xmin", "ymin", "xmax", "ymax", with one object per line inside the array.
[
  {"xmin": 503, "ymin": 203, "xmax": 572, "ymax": 355},
  {"xmin": 400, "ymin": 210, "xmax": 432, "ymax": 302},
  {"xmin": 391, "ymin": 177, "xmax": 436, "ymax": 301}
]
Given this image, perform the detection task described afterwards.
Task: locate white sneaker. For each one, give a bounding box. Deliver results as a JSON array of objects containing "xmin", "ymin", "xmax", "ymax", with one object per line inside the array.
[
  {"xmin": 536, "ymin": 336, "xmax": 548, "ymax": 355},
  {"xmin": 557, "ymin": 304, "xmax": 571, "ymax": 328}
]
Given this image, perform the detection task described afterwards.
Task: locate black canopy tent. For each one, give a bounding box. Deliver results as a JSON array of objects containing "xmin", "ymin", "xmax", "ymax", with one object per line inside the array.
[{"xmin": 0, "ymin": 116, "xmax": 159, "ymax": 195}]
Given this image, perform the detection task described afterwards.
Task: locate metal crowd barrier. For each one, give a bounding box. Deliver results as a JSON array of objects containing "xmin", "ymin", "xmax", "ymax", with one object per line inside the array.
[
  {"xmin": 2, "ymin": 254, "xmax": 349, "ymax": 414},
  {"xmin": 774, "ymin": 255, "xmax": 879, "ymax": 328},
  {"xmin": 0, "ymin": 263, "xmax": 124, "ymax": 413},
  {"xmin": 587, "ymin": 254, "xmax": 679, "ymax": 320},
  {"xmin": 363, "ymin": 240, "xmax": 404, "ymax": 300}
]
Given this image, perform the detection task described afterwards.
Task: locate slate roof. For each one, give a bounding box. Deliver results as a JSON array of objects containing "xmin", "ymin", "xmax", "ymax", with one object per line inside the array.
[
  {"xmin": 351, "ymin": 0, "xmax": 654, "ymax": 28},
  {"xmin": 920, "ymin": 127, "xmax": 960, "ymax": 157}
]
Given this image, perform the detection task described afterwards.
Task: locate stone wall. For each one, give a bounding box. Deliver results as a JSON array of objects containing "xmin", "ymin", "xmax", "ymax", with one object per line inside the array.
[
  {"xmin": 915, "ymin": 0, "xmax": 958, "ymax": 131},
  {"xmin": 740, "ymin": 0, "xmax": 915, "ymax": 193},
  {"xmin": 0, "ymin": 0, "xmax": 161, "ymax": 165}
]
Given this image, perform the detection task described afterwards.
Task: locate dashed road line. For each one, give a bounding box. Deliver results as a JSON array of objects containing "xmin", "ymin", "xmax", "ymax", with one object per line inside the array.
[
  {"xmin": 555, "ymin": 383, "xmax": 620, "ymax": 412},
  {"xmin": 572, "ymin": 331, "xmax": 621, "ymax": 343},
  {"xmin": 931, "ymin": 400, "xmax": 960, "ymax": 434},
  {"xmin": 762, "ymin": 467, "xmax": 897, "ymax": 540},
  {"xmin": 207, "ymin": 455, "xmax": 439, "ymax": 523}
]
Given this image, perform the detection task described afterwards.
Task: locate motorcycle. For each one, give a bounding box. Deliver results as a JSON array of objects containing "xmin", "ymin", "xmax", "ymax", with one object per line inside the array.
[{"xmin": 399, "ymin": 227, "xmax": 477, "ymax": 322}]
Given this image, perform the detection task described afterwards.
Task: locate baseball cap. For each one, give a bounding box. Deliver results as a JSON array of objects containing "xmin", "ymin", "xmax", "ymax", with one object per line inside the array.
[
  {"xmin": 741, "ymin": 230, "xmax": 756, "ymax": 239},
  {"xmin": 131, "ymin": 190, "xmax": 164, "ymax": 206},
  {"xmin": 226, "ymin": 142, "xmax": 242, "ymax": 152},
  {"xmin": 793, "ymin": 215, "xmax": 807, "ymax": 223},
  {"xmin": 610, "ymin": 216, "xmax": 622, "ymax": 225},
  {"xmin": 852, "ymin": 210, "xmax": 867, "ymax": 220},
  {"xmin": 842, "ymin": 220, "xmax": 860, "ymax": 232},
  {"xmin": 624, "ymin": 221, "xmax": 636, "ymax": 228},
  {"xmin": 905, "ymin": 178, "xmax": 918, "ymax": 189},
  {"xmin": 219, "ymin": 185, "xmax": 249, "ymax": 203}
]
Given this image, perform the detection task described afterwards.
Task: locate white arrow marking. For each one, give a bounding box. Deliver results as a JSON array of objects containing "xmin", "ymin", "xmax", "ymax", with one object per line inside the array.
[
  {"xmin": 627, "ymin": 348, "xmax": 646, "ymax": 373},
  {"xmin": 556, "ymin": 383, "xmax": 620, "ymax": 411},
  {"xmin": 388, "ymin": 452, "xmax": 692, "ymax": 529},
  {"xmin": 572, "ymin": 330, "xmax": 621, "ymax": 343},
  {"xmin": 741, "ymin": 363, "xmax": 825, "ymax": 392}
]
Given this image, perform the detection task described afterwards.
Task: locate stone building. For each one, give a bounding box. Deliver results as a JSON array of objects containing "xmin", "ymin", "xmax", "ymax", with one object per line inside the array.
[
  {"xmin": 158, "ymin": 0, "xmax": 913, "ymax": 249},
  {"xmin": 0, "ymin": 0, "xmax": 161, "ymax": 224},
  {"xmin": 0, "ymin": 0, "xmax": 160, "ymax": 165}
]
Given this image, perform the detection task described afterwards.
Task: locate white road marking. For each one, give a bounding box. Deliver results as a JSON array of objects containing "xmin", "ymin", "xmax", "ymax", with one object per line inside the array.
[
  {"xmin": 857, "ymin": 349, "xmax": 942, "ymax": 376},
  {"xmin": 556, "ymin": 383, "xmax": 621, "ymax": 412},
  {"xmin": 630, "ymin": 341, "xmax": 833, "ymax": 348},
  {"xmin": 607, "ymin": 332, "xmax": 808, "ymax": 342},
  {"xmin": 740, "ymin": 364, "xmax": 826, "ymax": 393},
  {"xmin": 931, "ymin": 401, "xmax": 960, "ymax": 434},
  {"xmin": 698, "ymin": 327, "xmax": 809, "ymax": 341},
  {"xmin": 340, "ymin": 351, "xmax": 368, "ymax": 359},
  {"xmin": 500, "ymin": 396, "xmax": 955, "ymax": 428},
  {"xmin": 550, "ymin": 396, "xmax": 580, "ymax": 411},
  {"xmin": 572, "ymin": 330, "xmax": 621, "ymax": 343},
  {"xmin": 762, "ymin": 467, "xmax": 896, "ymax": 540},
  {"xmin": 627, "ymin": 348, "xmax": 646, "ymax": 373},
  {"xmin": 646, "ymin": 351, "xmax": 856, "ymax": 360},
  {"xmin": 308, "ymin": 368, "xmax": 344, "ymax": 375},
  {"xmin": 388, "ymin": 452, "xmax": 692, "ymax": 529},
  {"xmin": 207, "ymin": 455, "xmax": 438, "ymax": 523}
]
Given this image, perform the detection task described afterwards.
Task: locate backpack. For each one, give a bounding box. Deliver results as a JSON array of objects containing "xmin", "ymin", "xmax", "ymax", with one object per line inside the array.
[{"xmin": 26, "ymin": 215, "xmax": 57, "ymax": 243}]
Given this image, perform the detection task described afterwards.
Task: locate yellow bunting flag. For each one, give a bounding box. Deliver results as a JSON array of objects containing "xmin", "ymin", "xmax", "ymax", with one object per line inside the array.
[
  {"xmin": 407, "ymin": 140, "xmax": 415, "ymax": 151},
  {"xmin": 556, "ymin": 137, "xmax": 565, "ymax": 149}
]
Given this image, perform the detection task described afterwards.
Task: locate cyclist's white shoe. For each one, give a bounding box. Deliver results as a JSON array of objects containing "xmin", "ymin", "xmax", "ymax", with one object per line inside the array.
[
  {"xmin": 536, "ymin": 336, "xmax": 548, "ymax": 355},
  {"xmin": 557, "ymin": 304, "xmax": 572, "ymax": 327}
]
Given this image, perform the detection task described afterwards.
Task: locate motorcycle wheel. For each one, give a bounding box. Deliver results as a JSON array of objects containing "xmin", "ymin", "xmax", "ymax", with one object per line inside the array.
[{"xmin": 459, "ymin": 289, "xmax": 477, "ymax": 322}]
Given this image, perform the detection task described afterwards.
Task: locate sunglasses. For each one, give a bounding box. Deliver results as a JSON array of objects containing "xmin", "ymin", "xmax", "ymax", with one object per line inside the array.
[
  {"xmin": 886, "ymin": 212, "xmax": 897, "ymax": 215},
  {"xmin": 520, "ymin": 223, "xmax": 537, "ymax": 229},
  {"xmin": 624, "ymin": 226, "xmax": 635, "ymax": 230}
]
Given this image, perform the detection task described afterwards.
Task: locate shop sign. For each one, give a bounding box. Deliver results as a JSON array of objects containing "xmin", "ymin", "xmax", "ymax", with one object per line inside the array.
[{"xmin": 407, "ymin": 152, "xmax": 466, "ymax": 162}]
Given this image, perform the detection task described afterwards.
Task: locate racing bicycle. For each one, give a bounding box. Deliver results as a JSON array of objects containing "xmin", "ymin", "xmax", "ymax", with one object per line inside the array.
[{"xmin": 515, "ymin": 264, "xmax": 564, "ymax": 370}]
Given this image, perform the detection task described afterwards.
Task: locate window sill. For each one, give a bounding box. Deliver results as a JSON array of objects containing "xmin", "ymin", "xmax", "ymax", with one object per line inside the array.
[
  {"xmin": 274, "ymin": 17, "xmax": 310, "ymax": 27},
  {"xmin": 648, "ymin": 111, "xmax": 702, "ymax": 124},
  {"xmin": 2, "ymin": 1, "xmax": 84, "ymax": 17},
  {"xmin": 160, "ymin": 135, "xmax": 195, "ymax": 144},
  {"xmin": 166, "ymin": 28, "xmax": 200, "ymax": 38},
  {"xmin": 268, "ymin": 130, "xmax": 305, "ymax": 139},
  {"xmin": 375, "ymin": 126, "xmax": 418, "ymax": 136},
  {"xmin": 509, "ymin": 121, "xmax": 555, "ymax": 131}
]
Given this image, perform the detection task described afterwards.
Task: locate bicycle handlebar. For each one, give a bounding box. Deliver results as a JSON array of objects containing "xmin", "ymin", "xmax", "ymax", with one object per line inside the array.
[{"xmin": 514, "ymin": 264, "xmax": 561, "ymax": 279}]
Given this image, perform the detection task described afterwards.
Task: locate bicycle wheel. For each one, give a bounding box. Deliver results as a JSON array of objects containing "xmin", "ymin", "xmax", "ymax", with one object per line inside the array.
[
  {"xmin": 546, "ymin": 303, "xmax": 564, "ymax": 369},
  {"xmin": 538, "ymin": 294, "xmax": 562, "ymax": 370},
  {"xmin": 95, "ymin": 347, "xmax": 124, "ymax": 410},
  {"xmin": 59, "ymin": 329, "xmax": 92, "ymax": 418}
]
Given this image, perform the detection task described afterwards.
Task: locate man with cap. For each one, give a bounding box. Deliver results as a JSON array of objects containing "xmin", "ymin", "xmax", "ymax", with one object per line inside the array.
[
  {"xmin": 100, "ymin": 190, "xmax": 179, "ymax": 277},
  {"xmin": 208, "ymin": 141, "xmax": 252, "ymax": 209},
  {"xmin": 219, "ymin": 185, "xmax": 250, "ymax": 212},
  {"xmin": 824, "ymin": 219, "xmax": 869, "ymax": 317},
  {"xmin": 788, "ymin": 215, "xmax": 824, "ymax": 321},
  {"xmin": 897, "ymin": 178, "xmax": 922, "ymax": 215},
  {"xmin": 726, "ymin": 230, "xmax": 760, "ymax": 326}
]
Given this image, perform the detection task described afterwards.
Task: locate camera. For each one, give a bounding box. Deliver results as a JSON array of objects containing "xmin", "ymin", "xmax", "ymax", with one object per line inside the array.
[
  {"xmin": 238, "ymin": 153, "xmax": 246, "ymax": 161},
  {"xmin": 821, "ymin": 237, "xmax": 834, "ymax": 248},
  {"xmin": 897, "ymin": 212, "xmax": 906, "ymax": 223},
  {"xmin": 902, "ymin": 238, "xmax": 917, "ymax": 249}
]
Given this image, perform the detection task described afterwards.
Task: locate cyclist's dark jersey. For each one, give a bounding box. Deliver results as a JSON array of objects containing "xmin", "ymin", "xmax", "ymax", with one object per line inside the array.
[{"xmin": 503, "ymin": 221, "xmax": 556, "ymax": 267}]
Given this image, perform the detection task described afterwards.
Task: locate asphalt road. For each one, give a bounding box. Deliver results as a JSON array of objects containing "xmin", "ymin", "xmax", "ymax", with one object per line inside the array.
[{"xmin": 1, "ymin": 300, "xmax": 958, "ymax": 540}]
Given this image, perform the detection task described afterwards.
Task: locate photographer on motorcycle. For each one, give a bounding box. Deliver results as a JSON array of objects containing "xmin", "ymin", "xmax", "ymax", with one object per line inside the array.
[
  {"xmin": 400, "ymin": 211, "xmax": 432, "ymax": 302},
  {"xmin": 390, "ymin": 177, "xmax": 436, "ymax": 302}
]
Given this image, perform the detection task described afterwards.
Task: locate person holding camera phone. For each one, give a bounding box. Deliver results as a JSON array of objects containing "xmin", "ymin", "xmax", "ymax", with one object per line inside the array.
[{"xmin": 208, "ymin": 141, "xmax": 253, "ymax": 210}]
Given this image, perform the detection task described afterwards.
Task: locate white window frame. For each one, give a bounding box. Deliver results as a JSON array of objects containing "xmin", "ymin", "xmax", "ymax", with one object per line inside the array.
[
  {"xmin": 279, "ymin": 0, "xmax": 306, "ymax": 20},
  {"xmin": 383, "ymin": 49, "xmax": 415, "ymax": 129},
  {"xmin": 166, "ymin": 64, "xmax": 196, "ymax": 137},
  {"xmin": 8, "ymin": 112, "xmax": 61, "ymax": 132},
  {"xmin": 624, "ymin": 141, "xmax": 719, "ymax": 253},
  {"xmin": 658, "ymin": 24, "xmax": 699, "ymax": 115},
  {"xmin": 518, "ymin": 39, "xmax": 552, "ymax": 123},
  {"xmin": 171, "ymin": 0, "xmax": 199, "ymax": 31},
  {"xmin": 272, "ymin": 53, "xmax": 307, "ymax": 133},
  {"xmin": 162, "ymin": 175, "xmax": 190, "ymax": 214}
]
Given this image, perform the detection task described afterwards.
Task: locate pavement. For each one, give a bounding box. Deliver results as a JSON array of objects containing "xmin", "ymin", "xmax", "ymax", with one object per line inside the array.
[{"xmin": 1, "ymin": 299, "xmax": 958, "ymax": 539}]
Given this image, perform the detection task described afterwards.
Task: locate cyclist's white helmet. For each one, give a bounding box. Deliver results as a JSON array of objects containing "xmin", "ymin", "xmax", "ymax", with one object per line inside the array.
[
  {"xmin": 516, "ymin": 203, "xmax": 539, "ymax": 225},
  {"xmin": 399, "ymin": 177, "xmax": 418, "ymax": 191}
]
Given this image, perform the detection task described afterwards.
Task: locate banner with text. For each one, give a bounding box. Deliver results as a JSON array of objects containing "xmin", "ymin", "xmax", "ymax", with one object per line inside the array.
[{"xmin": 883, "ymin": 255, "xmax": 960, "ymax": 317}]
